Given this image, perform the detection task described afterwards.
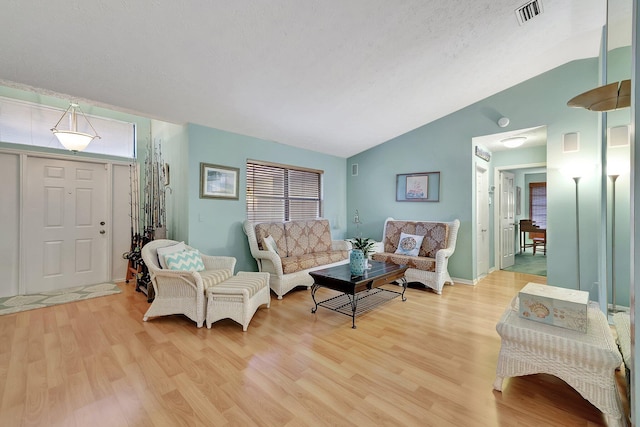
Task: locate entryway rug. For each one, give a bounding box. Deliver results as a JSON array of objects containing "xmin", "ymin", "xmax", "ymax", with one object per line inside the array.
[{"xmin": 0, "ymin": 283, "xmax": 121, "ymax": 315}]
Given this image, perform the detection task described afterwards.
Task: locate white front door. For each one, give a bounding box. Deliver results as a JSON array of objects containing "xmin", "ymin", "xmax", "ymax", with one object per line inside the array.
[
  {"xmin": 25, "ymin": 157, "xmax": 109, "ymax": 293},
  {"xmin": 500, "ymin": 171, "xmax": 515, "ymax": 269},
  {"xmin": 476, "ymin": 165, "xmax": 489, "ymax": 277}
]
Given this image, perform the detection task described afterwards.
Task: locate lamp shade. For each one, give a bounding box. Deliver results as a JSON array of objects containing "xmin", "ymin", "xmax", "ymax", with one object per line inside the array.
[
  {"xmin": 51, "ymin": 103, "xmax": 100, "ymax": 152},
  {"xmin": 567, "ymin": 79, "xmax": 631, "ymax": 111},
  {"xmin": 52, "ymin": 130, "xmax": 96, "ymax": 152}
]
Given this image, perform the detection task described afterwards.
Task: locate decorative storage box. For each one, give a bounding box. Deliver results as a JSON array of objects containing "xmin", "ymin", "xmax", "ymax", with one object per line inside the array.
[{"xmin": 518, "ymin": 282, "xmax": 589, "ymax": 333}]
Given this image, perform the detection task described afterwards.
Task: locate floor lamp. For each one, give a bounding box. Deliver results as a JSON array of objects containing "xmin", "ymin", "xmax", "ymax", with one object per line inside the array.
[
  {"xmin": 573, "ymin": 176, "xmax": 581, "ymax": 290},
  {"xmin": 608, "ymin": 174, "xmax": 619, "ymax": 313}
]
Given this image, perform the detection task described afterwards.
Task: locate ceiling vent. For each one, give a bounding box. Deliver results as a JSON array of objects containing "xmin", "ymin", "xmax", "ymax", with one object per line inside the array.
[{"xmin": 515, "ymin": 0, "xmax": 543, "ymax": 25}]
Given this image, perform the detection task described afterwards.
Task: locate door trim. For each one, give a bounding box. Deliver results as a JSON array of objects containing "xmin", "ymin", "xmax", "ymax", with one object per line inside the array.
[
  {"xmin": 10, "ymin": 148, "xmax": 132, "ymax": 294},
  {"xmin": 492, "ymin": 162, "xmax": 546, "ymax": 272},
  {"xmin": 475, "ymin": 164, "xmax": 489, "ymax": 279}
]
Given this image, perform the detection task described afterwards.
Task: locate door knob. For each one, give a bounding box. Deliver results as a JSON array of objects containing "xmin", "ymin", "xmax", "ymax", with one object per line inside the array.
[{"xmin": 99, "ymin": 230, "xmax": 106, "ymax": 234}]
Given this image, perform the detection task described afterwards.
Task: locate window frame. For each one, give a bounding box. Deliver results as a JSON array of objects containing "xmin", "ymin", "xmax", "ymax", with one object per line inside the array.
[
  {"xmin": 246, "ymin": 159, "xmax": 323, "ymax": 222},
  {"xmin": 529, "ymin": 182, "xmax": 547, "ymax": 228}
]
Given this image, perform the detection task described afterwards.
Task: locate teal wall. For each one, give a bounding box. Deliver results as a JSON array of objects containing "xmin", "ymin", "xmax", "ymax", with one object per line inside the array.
[
  {"xmin": 1, "ymin": 52, "xmax": 630, "ymax": 307},
  {"xmin": 184, "ymin": 124, "xmax": 347, "ymax": 274},
  {"xmin": 346, "ymin": 58, "xmax": 601, "ymax": 288}
]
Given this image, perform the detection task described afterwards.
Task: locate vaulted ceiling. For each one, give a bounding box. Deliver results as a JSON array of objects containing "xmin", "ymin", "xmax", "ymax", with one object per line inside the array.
[{"xmin": 0, "ymin": 1, "xmax": 605, "ymax": 157}]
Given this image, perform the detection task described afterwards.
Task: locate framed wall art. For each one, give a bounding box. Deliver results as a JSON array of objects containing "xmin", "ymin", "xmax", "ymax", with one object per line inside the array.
[
  {"xmin": 200, "ymin": 163, "xmax": 239, "ymax": 200},
  {"xmin": 396, "ymin": 171, "xmax": 440, "ymax": 202}
]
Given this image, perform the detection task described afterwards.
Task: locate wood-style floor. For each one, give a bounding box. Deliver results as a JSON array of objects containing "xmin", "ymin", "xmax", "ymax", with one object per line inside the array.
[{"xmin": 0, "ymin": 271, "xmax": 629, "ymax": 426}]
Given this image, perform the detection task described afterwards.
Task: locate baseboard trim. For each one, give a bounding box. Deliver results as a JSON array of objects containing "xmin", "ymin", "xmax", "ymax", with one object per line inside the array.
[{"xmin": 452, "ymin": 277, "xmax": 474, "ymax": 286}]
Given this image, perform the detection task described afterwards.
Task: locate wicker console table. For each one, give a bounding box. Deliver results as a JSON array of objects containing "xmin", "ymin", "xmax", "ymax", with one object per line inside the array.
[{"xmin": 493, "ymin": 297, "xmax": 625, "ymax": 427}]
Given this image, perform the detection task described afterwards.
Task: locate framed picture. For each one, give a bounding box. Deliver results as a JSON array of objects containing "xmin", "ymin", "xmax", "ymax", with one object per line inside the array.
[
  {"xmin": 516, "ymin": 186, "xmax": 522, "ymax": 215},
  {"xmin": 396, "ymin": 171, "xmax": 440, "ymax": 202},
  {"xmin": 200, "ymin": 163, "xmax": 239, "ymax": 200}
]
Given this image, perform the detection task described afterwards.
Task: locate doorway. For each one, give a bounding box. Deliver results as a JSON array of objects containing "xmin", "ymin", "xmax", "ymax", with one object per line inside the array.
[
  {"xmin": 0, "ymin": 151, "xmax": 131, "ymax": 298},
  {"xmin": 472, "ymin": 125, "xmax": 548, "ymax": 281}
]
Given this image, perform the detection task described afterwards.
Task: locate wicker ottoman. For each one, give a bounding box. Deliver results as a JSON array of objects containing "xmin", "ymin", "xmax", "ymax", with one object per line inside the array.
[
  {"xmin": 494, "ymin": 297, "xmax": 625, "ymax": 427},
  {"xmin": 206, "ymin": 272, "xmax": 270, "ymax": 331}
]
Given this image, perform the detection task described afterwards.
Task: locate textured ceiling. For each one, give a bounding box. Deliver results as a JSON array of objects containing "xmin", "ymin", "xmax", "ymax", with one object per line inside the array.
[{"xmin": 0, "ymin": 1, "xmax": 605, "ymax": 158}]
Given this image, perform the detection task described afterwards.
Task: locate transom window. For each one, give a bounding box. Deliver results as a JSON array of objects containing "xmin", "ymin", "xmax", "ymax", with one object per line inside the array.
[
  {"xmin": 246, "ymin": 160, "xmax": 322, "ymax": 222},
  {"xmin": 0, "ymin": 96, "xmax": 136, "ymax": 158}
]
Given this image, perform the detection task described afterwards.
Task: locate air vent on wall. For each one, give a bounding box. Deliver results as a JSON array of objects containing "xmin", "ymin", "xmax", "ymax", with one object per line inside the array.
[{"xmin": 515, "ymin": 0, "xmax": 543, "ymax": 25}]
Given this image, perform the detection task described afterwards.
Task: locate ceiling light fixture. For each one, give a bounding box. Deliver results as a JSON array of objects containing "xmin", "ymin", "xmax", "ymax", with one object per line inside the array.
[
  {"xmin": 502, "ymin": 136, "xmax": 526, "ymax": 148},
  {"xmin": 51, "ymin": 103, "xmax": 101, "ymax": 152},
  {"xmin": 497, "ymin": 117, "xmax": 510, "ymax": 128},
  {"xmin": 567, "ymin": 79, "xmax": 630, "ymax": 112}
]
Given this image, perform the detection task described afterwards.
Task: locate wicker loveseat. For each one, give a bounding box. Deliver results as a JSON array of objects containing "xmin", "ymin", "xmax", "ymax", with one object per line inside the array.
[
  {"xmin": 243, "ymin": 219, "xmax": 350, "ymax": 299},
  {"xmin": 371, "ymin": 217, "xmax": 460, "ymax": 294}
]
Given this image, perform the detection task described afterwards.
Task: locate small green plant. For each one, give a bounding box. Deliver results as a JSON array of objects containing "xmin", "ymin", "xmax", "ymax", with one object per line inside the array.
[{"xmin": 350, "ymin": 236, "xmax": 376, "ymax": 259}]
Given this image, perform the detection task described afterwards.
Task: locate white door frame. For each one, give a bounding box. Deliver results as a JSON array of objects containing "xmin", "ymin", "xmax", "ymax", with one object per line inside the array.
[
  {"xmin": 475, "ymin": 164, "xmax": 490, "ymax": 278},
  {"xmin": 493, "ymin": 162, "xmax": 546, "ymax": 271},
  {"xmin": 1, "ymin": 147, "xmax": 132, "ymax": 294}
]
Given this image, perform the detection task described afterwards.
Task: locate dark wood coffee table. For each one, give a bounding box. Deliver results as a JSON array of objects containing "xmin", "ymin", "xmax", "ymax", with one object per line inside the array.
[{"xmin": 309, "ymin": 260, "xmax": 408, "ymax": 328}]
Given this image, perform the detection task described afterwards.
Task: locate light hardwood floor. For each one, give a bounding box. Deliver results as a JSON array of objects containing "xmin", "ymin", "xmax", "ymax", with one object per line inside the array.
[{"xmin": 0, "ymin": 271, "xmax": 629, "ymax": 426}]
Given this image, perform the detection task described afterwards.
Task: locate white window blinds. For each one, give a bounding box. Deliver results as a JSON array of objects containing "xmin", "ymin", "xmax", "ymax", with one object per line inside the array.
[{"xmin": 246, "ymin": 160, "xmax": 322, "ymax": 222}]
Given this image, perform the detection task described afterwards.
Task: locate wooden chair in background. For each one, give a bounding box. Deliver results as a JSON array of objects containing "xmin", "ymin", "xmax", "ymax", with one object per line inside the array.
[{"xmin": 519, "ymin": 219, "xmax": 546, "ymax": 255}]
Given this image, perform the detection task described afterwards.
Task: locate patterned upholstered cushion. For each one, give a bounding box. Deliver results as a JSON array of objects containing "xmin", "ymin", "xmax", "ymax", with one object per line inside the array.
[
  {"xmin": 383, "ymin": 221, "xmax": 449, "ymax": 258},
  {"xmin": 371, "ymin": 252, "xmax": 437, "ymax": 272},
  {"xmin": 280, "ymin": 250, "xmax": 349, "ymax": 274},
  {"xmin": 308, "ymin": 220, "xmax": 332, "ymax": 253},
  {"xmin": 284, "ymin": 219, "xmax": 332, "ymax": 257},
  {"xmin": 253, "ymin": 219, "xmax": 341, "ymax": 272},
  {"xmin": 255, "ymin": 222, "xmax": 287, "ymax": 255},
  {"xmin": 416, "ymin": 222, "xmax": 449, "ymax": 258},
  {"xmin": 165, "ymin": 249, "xmax": 205, "ymax": 272},
  {"xmin": 284, "ymin": 221, "xmax": 309, "ymax": 257}
]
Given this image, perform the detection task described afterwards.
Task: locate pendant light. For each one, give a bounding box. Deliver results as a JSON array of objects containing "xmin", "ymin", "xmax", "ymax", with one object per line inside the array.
[
  {"xmin": 567, "ymin": 79, "xmax": 630, "ymax": 112},
  {"xmin": 51, "ymin": 103, "xmax": 101, "ymax": 152}
]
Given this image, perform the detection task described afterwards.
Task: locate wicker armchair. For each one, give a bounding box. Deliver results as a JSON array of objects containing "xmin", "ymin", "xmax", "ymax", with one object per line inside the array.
[{"xmin": 141, "ymin": 239, "xmax": 236, "ymax": 327}]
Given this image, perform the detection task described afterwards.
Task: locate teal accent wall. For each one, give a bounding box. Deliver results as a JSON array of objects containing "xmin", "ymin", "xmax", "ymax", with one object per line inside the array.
[
  {"xmin": 347, "ymin": 58, "xmax": 601, "ymax": 287},
  {"xmin": 185, "ymin": 124, "xmax": 347, "ymax": 274}
]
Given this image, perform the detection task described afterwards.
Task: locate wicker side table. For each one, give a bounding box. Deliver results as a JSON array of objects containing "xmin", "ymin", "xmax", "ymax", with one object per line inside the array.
[{"xmin": 494, "ymin": 297, "xmax": 625, "ymax": 427}]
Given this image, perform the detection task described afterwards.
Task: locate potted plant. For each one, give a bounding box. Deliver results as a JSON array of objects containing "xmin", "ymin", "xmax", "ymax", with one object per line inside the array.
[{"xmin": 351, "ymin": 237, "xmax": 376, "ymax": 259}]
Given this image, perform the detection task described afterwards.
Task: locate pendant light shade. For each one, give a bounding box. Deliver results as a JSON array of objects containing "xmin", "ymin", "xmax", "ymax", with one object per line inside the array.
[
  {"xmin": 567, "ymin": 79, "xmax": 631, "ymax": 112},
  {"xmin": 51, "ymin": 103, "xmax": 100, "ymax": 152}
]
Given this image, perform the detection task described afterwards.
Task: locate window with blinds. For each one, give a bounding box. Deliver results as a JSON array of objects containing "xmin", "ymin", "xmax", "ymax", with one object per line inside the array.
[
  {"xmin": 529, "ymin": 182, "xmax": 547, "ymax": 228},
  {"xmin": 246, "ymin": 160, "xmax": 322, "ymax": 222}
]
